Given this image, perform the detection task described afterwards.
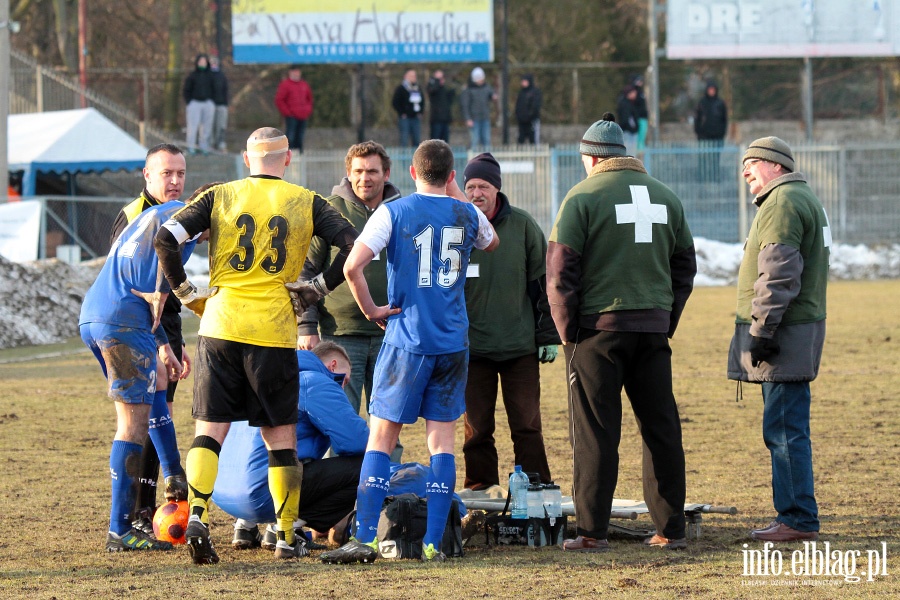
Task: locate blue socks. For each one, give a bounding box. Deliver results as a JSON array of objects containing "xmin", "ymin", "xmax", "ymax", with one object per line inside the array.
[
  {"xmin": 147, "ymin": 390, "xmax": 181, "ymax": 477},
  {"xmin": 424, "ymin": 453, "xmax": 456, "ymax": 548},
  {"xmin": 109, "ymin": 440, "xmax": 142, "ymax": 535},
  {"xmin": 354, "ymin": 450, "xmax": 391, "ymax": 544}
]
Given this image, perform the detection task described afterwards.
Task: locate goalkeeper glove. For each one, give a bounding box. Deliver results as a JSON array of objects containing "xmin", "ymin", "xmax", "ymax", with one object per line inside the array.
[
  {"xmin": 285, "ymin": 273, "xmax": 330, "ymax": 317},
  {"xmin": 172, "ymin": 280, "xmax": 218, "ymax": 318}
]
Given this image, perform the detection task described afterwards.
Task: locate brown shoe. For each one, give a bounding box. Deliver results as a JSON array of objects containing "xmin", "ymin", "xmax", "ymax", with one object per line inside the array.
[
  {"xmin": 562, "ymin": 536, "xmax": 609, "ymax": 552},
  {"xmin": 643, "ymin": 534, "xmax": 687, "ymax": 550},
  {"xmin": 750, "ymin": 521, "xmax": 819, "ymax": 542}
]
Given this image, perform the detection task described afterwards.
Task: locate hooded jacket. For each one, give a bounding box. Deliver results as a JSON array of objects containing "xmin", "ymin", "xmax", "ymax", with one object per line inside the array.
[
  {"xmin": 694, "ymin": 85, "xmax": 728, "ymax": 140},
  {"xmin": 460, "ymin": 79, "xmax": 495, "ymax": 122},
  {"xmin": 211, "ymin": 350, "xmax": 369, "ymax": 523},
  {"xmin": 514, "ymin": 75, "xmax": 542, "ymax": 124},
  {"xmin": 299, "ymin": 178, "xmax": 403, "ymax": 337},
  {"xmin": 182, "ymin": 54, "xmax": 216, "ymax": 103}
]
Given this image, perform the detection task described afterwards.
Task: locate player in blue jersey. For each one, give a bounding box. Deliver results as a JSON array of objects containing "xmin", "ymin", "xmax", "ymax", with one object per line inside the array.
[
  {"xmin": 320, "ymin": 139, "xmax": 499, "ymax": 565},
  {"xmin": 80, "ymin": 191, "xmax": 208, "ymax": 552}
]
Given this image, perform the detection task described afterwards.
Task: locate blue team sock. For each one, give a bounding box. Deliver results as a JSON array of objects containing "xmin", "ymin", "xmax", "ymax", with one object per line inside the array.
[
  {"xmin": 354, "ymin": 450, "xmax": 391, "ymax": 544},
  {"xmin": 109, "ymin": 440, "xmax": 142, "ymax": 535},
  {"xmin": 147, "ymin": 390, "xmax": 182, "ymax": 477},
  {"xmin": 423, "ymin": 453, "xmax": 456, "ymax": 549}
]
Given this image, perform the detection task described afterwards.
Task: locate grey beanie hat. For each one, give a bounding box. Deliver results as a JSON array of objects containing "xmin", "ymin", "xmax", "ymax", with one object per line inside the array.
[
  {"xmin": 580, "ymin": 112, "xmax": 626, "ymax": 158},
  {"xmin": 742, "ymin": 136, "xmax": 795, "ymax": 172}
]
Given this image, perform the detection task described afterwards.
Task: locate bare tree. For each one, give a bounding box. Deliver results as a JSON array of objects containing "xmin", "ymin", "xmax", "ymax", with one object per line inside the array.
[{"xmin": 163, "ymin": 0, "xmax": 183, "ymax": 132}]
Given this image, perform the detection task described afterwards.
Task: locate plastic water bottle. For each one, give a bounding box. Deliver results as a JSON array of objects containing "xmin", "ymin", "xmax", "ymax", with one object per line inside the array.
[
  {"xmin": 526, "ymin": 484, "xmax": 545, "ymax": 518},
  {"xmin": 543, "ymin": 483, "xmax": 562, "ymax": 518},
  {"xmin": 509, "ymin": 465, "xmax": 529, "ymax": 519}
]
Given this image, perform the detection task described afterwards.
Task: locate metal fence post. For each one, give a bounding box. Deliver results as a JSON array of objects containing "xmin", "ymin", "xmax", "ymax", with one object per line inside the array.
[
  {"xmin": 550, "ymin": 147, "xmax": 561, "ymax": 228},
  {"xmin": 35, "ymin": 64, "xmax": 43, "ymax": 112},
  {"xmin": 838, "ymin": 146, "xmax": 848, "ymax": 240},
  {"xmin": 738, "ymin": 144, "xmax": 748, "ymax": 241}
]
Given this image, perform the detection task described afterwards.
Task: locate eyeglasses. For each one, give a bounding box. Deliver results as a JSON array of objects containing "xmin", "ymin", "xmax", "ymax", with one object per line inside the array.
[{"xmin": 742, "ymin": 158, "xmax": 765, "ymax": 169}]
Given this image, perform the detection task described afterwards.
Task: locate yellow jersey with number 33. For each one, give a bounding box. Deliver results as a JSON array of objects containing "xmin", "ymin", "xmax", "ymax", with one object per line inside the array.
[{"xmin": 199, "ymin": 177, "xmax": 314, "ymax": 347}]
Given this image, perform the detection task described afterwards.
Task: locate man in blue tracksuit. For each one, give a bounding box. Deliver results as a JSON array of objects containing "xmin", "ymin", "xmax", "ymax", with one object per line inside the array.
[{"xmin": 213, "ymin": 343, "xmax": 369, "ymax": 553}]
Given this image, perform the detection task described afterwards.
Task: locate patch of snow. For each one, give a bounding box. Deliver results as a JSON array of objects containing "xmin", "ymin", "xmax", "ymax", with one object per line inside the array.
[{"xmin": 1, "ymin": 239, "xmax": 898, "ymax": 349}]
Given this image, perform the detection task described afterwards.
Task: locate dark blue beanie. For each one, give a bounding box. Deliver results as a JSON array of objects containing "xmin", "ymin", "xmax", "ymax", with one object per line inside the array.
[{"xmin": 464, "ymin": 153, "xmax": 502, "ymax": 190}]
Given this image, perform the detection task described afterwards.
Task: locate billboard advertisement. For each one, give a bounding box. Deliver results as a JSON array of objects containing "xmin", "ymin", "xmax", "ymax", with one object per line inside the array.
[
  {"xmin": 232, "ymin": 0, "xmax": 494, "ymax": 64},
  {"xmin": 666, "ymin": 0, "xmax": 899, "ymax": 58}
]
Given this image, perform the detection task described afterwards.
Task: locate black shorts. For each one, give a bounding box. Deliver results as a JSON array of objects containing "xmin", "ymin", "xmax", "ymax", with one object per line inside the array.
[
  {"xmin": 161, "ymin": 311, "xmax": 183, "ymax": 402},
  {"xmin": 192, "ymin": 336, "xmax": 299, "ymax": 427}
]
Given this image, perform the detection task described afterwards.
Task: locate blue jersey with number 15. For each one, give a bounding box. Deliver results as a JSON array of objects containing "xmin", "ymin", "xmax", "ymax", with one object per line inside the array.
[
  {"xmin": 80, "ymin": 202, "xmax": 197, "ymax": 331},
  {"xmin": 381, "ymin": 193, "xmax": 483, "ymax": 355}
]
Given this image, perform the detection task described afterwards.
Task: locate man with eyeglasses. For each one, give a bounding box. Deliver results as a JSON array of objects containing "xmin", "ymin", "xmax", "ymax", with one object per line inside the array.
[{"xmin": 729, "ymin": 136, "xmax": 830, "ymax": 543}]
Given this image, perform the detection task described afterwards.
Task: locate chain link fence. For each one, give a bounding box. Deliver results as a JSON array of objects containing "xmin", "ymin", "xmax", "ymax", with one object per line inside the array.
[{"xmin": 25, "ymin": 139, "xmax": 900, "ymax": 265}]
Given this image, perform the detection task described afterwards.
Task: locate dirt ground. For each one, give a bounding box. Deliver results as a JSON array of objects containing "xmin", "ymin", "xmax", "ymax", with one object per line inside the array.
[{"xmin": 0, "ymin": 281, "xmax": 897, "ymax": 599}]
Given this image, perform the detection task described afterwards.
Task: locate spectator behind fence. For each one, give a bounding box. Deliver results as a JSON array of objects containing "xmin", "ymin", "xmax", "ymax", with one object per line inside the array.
[
  {"xmin": 427, "ymin": 69, "xmax": 455, "ymax": 143},
  {"xmin": 514, "ymin": 74, "xmax": 542, "ymax": 144},
  {"xmin": 461, "ymin": 152, "xmax": 558, "ymax": 492},
  {"xmin": 729, "ymin": 137, "xmax": 829, "ymax": 543},
  {"xmin": 630, "ymin": 75, "xmax": 649, "ymax": 151},
  {"xmin": 209, "ymin": 55, "xmax": 229, "ymax": 152},
  {"xmin": 460, "ymin": 67, "xmax": 496, "ymax": 149},
  {"xmin": 392, "ymin": 69, "xmax": 425, "ymax": 147},
  {"xmin": 548, "ymin": 113, "xmax": 696, "ymax": 553},
  {"xmin": 616, "ymin": 85, "xmax": 640, "ymax": 156},
  {"xmin": 694, "ymin": 81, "xmax": 728, "ymax": 181},
  {"xmin": 275, "ymin": 65, "xmax": 314, "ymax": 153},
  {"xmin": 182, "ymin": 54, "xmax": 216, "ymax": 154}
]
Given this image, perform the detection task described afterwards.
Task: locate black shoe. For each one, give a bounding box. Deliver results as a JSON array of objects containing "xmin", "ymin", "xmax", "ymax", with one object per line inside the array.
[
  {"xmin": 274, "ymin": 535, "xmax": 310, "ymax": 559},
  {"xmin": 261, "ymin": 524, "xmax": 277, "ymax": 551},
  {"xmin": 305, "ymin": 535, "xmax": 327, "ymax": 550},
  {"xmin": 186, "ymin": 518, "xmax": 219, "ymax": 565},
  {"xmin": 421, "ymin": 542, "xmax": 447, "ymax": 562},
  {"xmin": 320, "ymin": 539, "xmax": 378, "ymax": 564},
  {"xmin": 232, "ymin": 523, "xmax": 262, "ymax": 550},
  {"xmin": 106, "ymin": 527, "xmax": 173, "ymax": 552},
  {"xmin": 164, "ymin": 471, "xmax": 188, "ymax": 502},
  {"xmin": 262, "ymin": 523, "xmax": 326, "ymax": 551},
  {"xmin": 131, "ymin": 507, "xmax": 156, "ymax": 537}
]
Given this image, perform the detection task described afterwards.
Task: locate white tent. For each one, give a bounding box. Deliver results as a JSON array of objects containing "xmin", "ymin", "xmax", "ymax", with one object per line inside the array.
[{"xmin": 7, "ymin": 108, "xmax": 146, "ymax": 196}]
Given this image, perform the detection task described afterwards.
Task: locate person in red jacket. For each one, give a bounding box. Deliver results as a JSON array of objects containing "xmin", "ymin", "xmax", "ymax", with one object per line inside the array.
[{"xmin": 275, "ymin": 64, "xmax": 314, "ymax": 152}]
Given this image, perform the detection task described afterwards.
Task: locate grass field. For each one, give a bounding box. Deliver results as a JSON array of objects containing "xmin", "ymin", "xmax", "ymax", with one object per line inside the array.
[{"xmin": 0, "ymin": 281, "xmax": 898, "ymax": 599}]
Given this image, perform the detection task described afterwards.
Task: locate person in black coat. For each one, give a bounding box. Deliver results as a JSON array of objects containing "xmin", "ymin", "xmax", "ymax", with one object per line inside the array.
[
  {"xmin": 514, "ymin": 74, "xmax": 542, "ymax": 144},
  {"xmin": 427, "ymin": 70, "xmax": 455, "ymax": 143},
  {"xmin": 182, "ymin": 54, "xmax": 216, "ymax": 153},
  {"xmin": 694, "ymin": 81, "xmax": 728, "ymax": 181}
]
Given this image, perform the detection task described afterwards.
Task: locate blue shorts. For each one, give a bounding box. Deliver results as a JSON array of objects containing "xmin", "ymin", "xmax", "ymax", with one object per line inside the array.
[
  {"xmin": 80, "ymin": 323, "xmax": 157, "ymax": 404},
  {"xmin": 369, "ymin": 344, "xmax": 468, "ymax": 425}
]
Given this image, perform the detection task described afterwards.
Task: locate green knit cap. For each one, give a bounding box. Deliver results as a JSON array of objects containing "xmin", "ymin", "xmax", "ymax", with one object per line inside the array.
[
  {"xmin": 580, "ymin": 112, "xmax": 626, "ymax": 158},
  {"xmin": 742, "ymin": 136, "xmax": 795, "ymax": 172}
]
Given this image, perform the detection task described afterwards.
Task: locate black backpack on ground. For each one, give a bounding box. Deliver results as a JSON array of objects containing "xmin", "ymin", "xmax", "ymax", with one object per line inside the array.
[{"xmin": 376, "ymin": 493, "xmax": 464, "ymax": 559}]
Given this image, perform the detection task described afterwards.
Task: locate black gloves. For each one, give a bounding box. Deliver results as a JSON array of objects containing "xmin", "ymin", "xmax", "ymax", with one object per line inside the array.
[{"xmin": 750, "ymin": 335, "xmax": 780, "ymax": 367}]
